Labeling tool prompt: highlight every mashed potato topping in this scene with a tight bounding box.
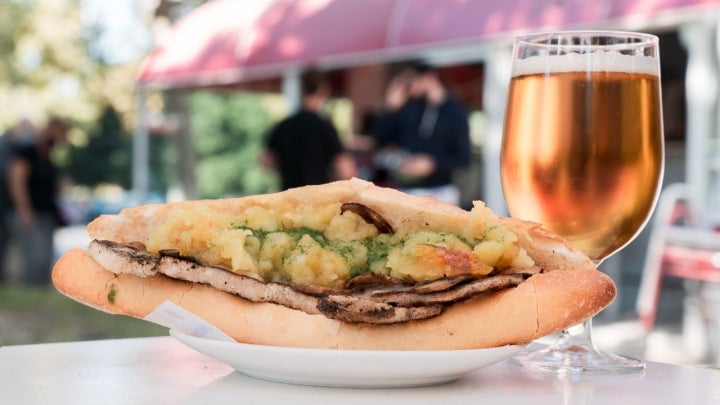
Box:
[145,201,534,288]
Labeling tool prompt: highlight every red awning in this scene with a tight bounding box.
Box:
[138,0,720,89]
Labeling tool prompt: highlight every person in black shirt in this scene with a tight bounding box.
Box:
[6,117,68,285]
[374,63,471,205]
[262,70,355,190]
[0,119,38,283]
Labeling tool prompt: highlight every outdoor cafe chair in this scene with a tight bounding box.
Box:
[636,182,720,335]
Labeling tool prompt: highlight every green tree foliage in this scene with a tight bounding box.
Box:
[65,106,132,188]
[0,0,146,190]
[0,1,33,85]
[0,0,107,129]
[2,1,282,201]
[190,91,279,198]
[149,133,174,196]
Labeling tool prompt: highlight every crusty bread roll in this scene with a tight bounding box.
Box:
[52,179,615,350]
[52,249,613,350]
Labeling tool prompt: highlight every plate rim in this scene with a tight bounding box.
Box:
[169,329,527,388]
[170,328,527,356]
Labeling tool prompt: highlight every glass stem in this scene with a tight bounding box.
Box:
[556,319,597,353]
[555,258,604,351]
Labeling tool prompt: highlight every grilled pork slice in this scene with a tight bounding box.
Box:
[89,239,530,324]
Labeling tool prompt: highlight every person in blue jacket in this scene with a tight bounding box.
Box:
[374,62,471,205]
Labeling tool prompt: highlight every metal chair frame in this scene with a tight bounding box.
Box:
[636,183,720,332]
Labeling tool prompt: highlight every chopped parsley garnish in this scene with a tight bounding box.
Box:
[233,224,404,276]
[107,284,117,304]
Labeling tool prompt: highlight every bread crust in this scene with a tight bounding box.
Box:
[54,179,615,350]
[52,248,615,350]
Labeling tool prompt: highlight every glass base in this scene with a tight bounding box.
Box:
[508,342,646,375]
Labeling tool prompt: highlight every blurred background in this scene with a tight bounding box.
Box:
[1,0,720,369]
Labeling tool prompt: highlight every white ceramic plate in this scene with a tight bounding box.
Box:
[170,329,526,388]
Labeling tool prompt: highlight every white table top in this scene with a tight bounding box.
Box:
[1,336,719,404]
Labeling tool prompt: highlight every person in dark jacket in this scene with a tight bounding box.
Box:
[6,117,68,285]
[262,69,355,190]
[374,63,471,205]
[0,119,37,283]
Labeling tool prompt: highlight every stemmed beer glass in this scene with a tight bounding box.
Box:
[500,31,664,374]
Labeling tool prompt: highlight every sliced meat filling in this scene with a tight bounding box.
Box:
[89,239,535,324]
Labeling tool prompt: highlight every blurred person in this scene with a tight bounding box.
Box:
[6,117,69,286]
[374,62,471,205]
[0,119,37,283]
[261,69,356,190]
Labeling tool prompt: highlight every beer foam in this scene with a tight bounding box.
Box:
[512,50,659,77]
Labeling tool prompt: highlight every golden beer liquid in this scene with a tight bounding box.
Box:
[501,71,663,261]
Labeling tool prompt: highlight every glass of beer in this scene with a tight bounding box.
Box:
[501,31,664,374]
